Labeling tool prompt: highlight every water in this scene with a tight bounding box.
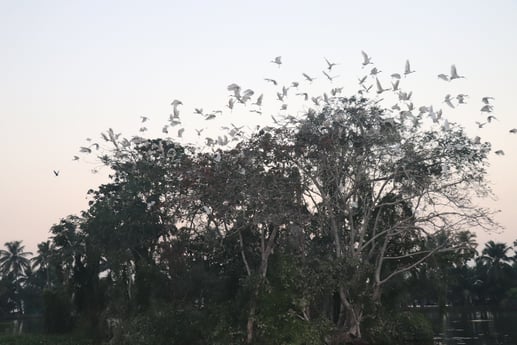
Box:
[425,308,517,345]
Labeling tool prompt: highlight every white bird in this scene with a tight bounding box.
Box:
[450,65,465,80]
[444,94,455,108]
[482,97,494,104]
[375,78,389,94]
[253,94,264,107]
[270,56,282,66]
[322,70,338,82]
[227,98,235,110]
[302,73,315,82]
[358,75,368,84]
[437,74,449,81]
[171,99,183,107]
[370,67,381,76]
[487,115,497,123]
[361,50,373,66]
[456,94,468,104]
[324,57,338,70]
[264,78,277,85]
[296,92,309,101]
[480,104,494,112]
[195,128,204,136]
[404,59,415,76]
[227,83,241,97]
[391,79,400,91]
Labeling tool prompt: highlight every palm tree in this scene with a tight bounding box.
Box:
[31,240,55,288]
[475,241,514,303]
[0,241,32,279]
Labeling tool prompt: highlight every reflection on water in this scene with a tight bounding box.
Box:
[424,308,517,345]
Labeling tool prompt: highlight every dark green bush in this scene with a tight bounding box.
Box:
[364,311,433,345]
[42,289,73,333]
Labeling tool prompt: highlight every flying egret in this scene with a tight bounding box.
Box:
[404,60,415,76]
[450,65,465,80]
[322,70,338,82]
[437,74,449,81]
[270,56,282,66]
[296,92,309,101]
[443,94,455,108]
[302,73,315,82]
[324,57,338,71]
[375,78,389,94]
[253,94,264,107]
[264,78,277,85]
[361,51,373,66]
[481,97,494,104]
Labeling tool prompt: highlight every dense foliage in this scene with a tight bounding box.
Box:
[1,96,515,344]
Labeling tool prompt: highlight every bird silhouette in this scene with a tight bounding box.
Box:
[361,51,373,67]
[450,65,464,80]
[270,56,282,67]
[53,170,59,176]
[404,60,415,76]
[324,57,338,71]
[302,73,315,82]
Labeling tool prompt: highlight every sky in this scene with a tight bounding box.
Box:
[1,0,516,254]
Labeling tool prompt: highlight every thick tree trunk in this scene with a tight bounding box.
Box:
[331,288,364,345]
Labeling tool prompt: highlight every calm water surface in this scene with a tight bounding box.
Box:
[425,308,517,345]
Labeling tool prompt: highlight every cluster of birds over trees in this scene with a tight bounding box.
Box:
[57,51,515,176]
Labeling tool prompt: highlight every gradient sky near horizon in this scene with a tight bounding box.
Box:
[1,0,516,254]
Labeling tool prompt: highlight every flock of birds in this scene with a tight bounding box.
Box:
[55,51,515,176]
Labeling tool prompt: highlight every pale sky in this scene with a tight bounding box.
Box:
[1,0,516,253]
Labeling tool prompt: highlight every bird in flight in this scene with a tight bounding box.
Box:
[510,128,517,134]
[324,57,338,71]
[322,70,339,82]
[140,116,149,123]
[302,73,315,82]
[450,65,464,80]
[264,78,277,85]
[404,60,415,76]
[495,150,505,156]
[271,56,282,67]
[437,74,449,81]
[53,170,59,176]
[361,51,373,67]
